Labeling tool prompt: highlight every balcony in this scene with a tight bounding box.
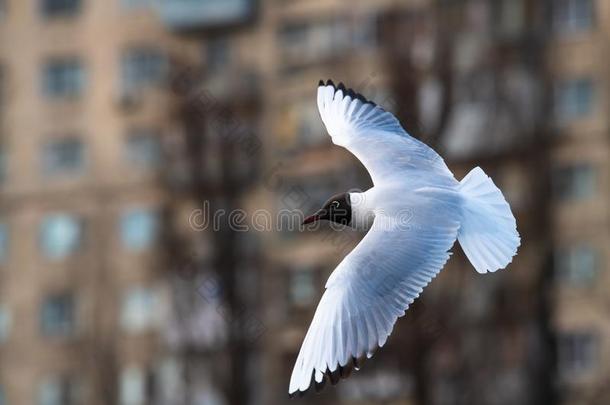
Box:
[155,0,254,31]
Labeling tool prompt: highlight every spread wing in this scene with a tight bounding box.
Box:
[316,79,455,187]
[289,206,461,395]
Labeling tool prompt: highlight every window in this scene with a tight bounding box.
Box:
[42,138,85,176]
[0,148,7,185]
[555,78,594,122]
[40,293,75,337]
[41,0,80,18]
[121,0,150,10]
[289,269,316,307]
[555,245,597,285]
[0,64,6,106]
[553,0,594,33]
[277,18,352,71]
[125,130,161,169]
[42,58,84,99]
[156,357,183,403]
[120,209,159,251]
[205,38,230,73]
[121,48,166,92]
[0,0,6,21]
[40,214,83,259]
[353,13,378,48]
[552,164,596,202]
[276,101,327,149]
[296,103,326,147]
[38,375,79,405]
[119,366,154,405]
[120,287,162,333]
[0,223,7,263]
[494,0,525,38]
[558,332,598,375]
[0,305,11,343]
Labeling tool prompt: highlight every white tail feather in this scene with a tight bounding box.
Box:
[458,167,520,273]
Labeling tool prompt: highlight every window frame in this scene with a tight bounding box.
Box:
[42,137,86,177]
[40,0,81,19]
[39,213,84,260]
[119,208,160,251]
[558,331,598,376]
[124,129,162,170]
[554,244,598,286]
[551,163,596,202]
[552,0,594,35]
[40,293,76,338]
[120,47,167,93]
[42,57,85,99]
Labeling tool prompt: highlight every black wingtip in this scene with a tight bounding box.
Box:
[318,79,379,108]
[289,390,306,399]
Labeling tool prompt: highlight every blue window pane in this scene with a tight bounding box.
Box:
[40,214,82,259]
[555,245,598,285]
[121,287,160,333]
[0,305,11,343]
[125,130,161,169]
[0,149,7,185]
[556,78,594,122]
[121,48,166,92]
[43,138,85,176]
[289,270,316,307]
[38,376,79,405]
[206,38,230,73]
[43,59,84,98]
[0,223,7,263]
[121,0,150,10]
[120,209,159,251]
[552,164,596,201]
[0,0,6,21]
[120,367,145,405]
[553,0,593,33]
[41,0,80,17]
[558,332,598,375]
[40,294,75,337]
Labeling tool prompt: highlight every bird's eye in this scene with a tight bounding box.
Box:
[331,201,340,208]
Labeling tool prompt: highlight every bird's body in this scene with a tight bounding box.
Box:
[289,80,520,396]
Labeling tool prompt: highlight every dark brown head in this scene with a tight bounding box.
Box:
[303,193,351,226]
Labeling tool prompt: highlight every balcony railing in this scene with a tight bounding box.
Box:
[155,0,253,30]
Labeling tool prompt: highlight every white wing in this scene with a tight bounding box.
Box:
[289,195,461,395]
[316,79,456,187]
[288,81,463,395]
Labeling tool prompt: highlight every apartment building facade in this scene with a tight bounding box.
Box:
[0,0,609,404]
[0,0,203,403]
[549,0,610,403]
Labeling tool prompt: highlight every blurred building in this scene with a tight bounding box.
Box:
[0,1,200,404]
[0,0,609,405]
[548,0,610,403]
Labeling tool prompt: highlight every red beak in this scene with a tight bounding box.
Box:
[302,214,320,225]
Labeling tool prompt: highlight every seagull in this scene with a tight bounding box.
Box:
[289,80,520,396]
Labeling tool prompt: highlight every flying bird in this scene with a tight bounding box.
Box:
[289,80,520,396]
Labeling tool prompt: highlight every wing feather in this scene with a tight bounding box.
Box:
[316,80,455,187]
[289,198,461,395]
